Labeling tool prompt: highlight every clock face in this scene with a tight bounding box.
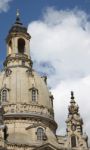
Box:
[71,124,76,131]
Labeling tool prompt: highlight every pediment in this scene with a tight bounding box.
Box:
[34,143,58,150]
[26,122,46,130]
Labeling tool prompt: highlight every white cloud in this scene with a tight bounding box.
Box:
[52,77,90,136]
[0,0,13,12]
[28,8,90,142]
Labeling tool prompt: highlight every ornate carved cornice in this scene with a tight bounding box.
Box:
[3,103,54,118]
[3,53,33,68]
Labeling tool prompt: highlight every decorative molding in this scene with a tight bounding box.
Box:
[3,53,32,68]
[5,68,12,77]
[3,103,54,120]
[0,84,10,92]
[26,122,46,130]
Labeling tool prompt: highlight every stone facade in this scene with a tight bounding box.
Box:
[0,11,89,150]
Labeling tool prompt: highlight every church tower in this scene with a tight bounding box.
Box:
[65,91,88,149]
[0,11,59,150]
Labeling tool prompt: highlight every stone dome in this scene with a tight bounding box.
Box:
[0,67,54,119]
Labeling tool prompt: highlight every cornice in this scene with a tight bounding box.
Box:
[3,54,33,67]
[3,103,54,119]
[4,112,57,130]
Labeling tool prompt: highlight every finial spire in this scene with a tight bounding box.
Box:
[16,9,21,24]
[71,91,74,100]
[70,91,76,104]
[68,91,79,114]
[16,9,20,18]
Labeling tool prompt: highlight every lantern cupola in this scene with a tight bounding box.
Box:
[4,10,32,68]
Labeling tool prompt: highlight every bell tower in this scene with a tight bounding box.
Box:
[65,91,88,149]
[4,10,32,68]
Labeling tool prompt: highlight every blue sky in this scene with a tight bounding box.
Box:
[1,0,90,141]
[0,0,90,66]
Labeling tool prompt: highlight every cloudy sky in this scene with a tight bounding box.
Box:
[0,0,90,143]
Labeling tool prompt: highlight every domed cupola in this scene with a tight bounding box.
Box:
[4,10,32,69]
[8,10,30,37]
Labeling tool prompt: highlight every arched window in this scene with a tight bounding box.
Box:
[2,89,7,102]
[8,40,12,55]
[3,126,8,141]
[0,85,9,103]
[29,86,38,102]
[32,89,37,102]
[37,128,44,140]
[71,135,76,147]
[18,38,25,54]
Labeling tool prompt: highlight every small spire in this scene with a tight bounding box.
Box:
[71,91,74,100]
[16,9,21,24]
[70,91,75,104]
[16,9,20,17]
